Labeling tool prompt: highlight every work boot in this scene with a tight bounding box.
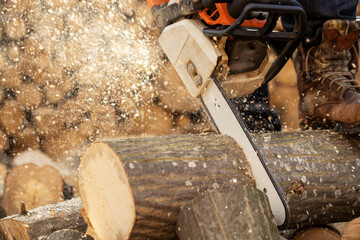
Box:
[295,19,360,134]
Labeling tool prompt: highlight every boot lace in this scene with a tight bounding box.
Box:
[318,72,360,96]
[305,46,360,96]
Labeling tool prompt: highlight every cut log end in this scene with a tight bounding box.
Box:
[293,227,341,240]
[0,219,31,240]
[78,142,135,240]
[341,217,360,240]
[2,163,64,216]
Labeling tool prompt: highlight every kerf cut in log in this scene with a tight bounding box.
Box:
[78,142,135,240]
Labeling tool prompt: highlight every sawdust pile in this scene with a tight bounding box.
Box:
[0,0,208,162]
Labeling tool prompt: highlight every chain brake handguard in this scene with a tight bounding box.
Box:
[203,0,306,83]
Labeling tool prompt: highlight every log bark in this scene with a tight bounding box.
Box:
[45,229,93,240]
[0,198,86,240]
[95,131,360,238]
[176,185,280,240]
[253,131,360,229]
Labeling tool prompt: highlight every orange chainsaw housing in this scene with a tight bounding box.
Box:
[199,3,265,27]
[146,0,265,28]
[146,0,168,9]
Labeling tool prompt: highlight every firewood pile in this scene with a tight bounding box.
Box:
[0,0,210,164]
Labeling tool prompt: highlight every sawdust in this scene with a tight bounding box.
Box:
[0,0,206,163]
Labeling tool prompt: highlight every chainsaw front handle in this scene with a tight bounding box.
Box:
[203,0,306,83]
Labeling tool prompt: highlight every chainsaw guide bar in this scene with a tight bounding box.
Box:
[157,0,306,228]
[201,77,289,228]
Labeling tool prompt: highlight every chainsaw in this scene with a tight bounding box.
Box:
[147,0,306,229]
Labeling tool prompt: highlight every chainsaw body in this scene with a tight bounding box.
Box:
[148,0,306,229]
[149,0,305,97]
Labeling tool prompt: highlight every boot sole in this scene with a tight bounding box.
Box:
[333,122,360,135]
[300,115,360,135]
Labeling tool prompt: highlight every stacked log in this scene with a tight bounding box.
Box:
[1,163,64,216]
[0,0,209,163]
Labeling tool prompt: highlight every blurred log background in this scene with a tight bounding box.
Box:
[0,0,211,164]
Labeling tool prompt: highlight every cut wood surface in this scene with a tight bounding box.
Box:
[0,101,26,136]
[292,227,341,240]
[11,127,40,155]
[0,130,9,154]
[87,132,360,239]
[78,142,135,240]
[0,198,85,240]
[341,217,360,240]
[177,185,280,240]
[2,163,64,216]
[0,163,7,201]
[0,219,31,240]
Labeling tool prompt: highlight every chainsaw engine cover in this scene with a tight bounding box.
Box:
[158,19,221,98]
[222,47,276,98]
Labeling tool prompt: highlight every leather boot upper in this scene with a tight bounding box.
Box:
[297,19,360,126]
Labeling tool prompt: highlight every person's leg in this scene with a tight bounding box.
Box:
[283,0,359,46]
[286,0,360,134]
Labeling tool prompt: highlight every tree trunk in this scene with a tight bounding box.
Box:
[177,185,280,240]
[0,131,358,239]
[96,132,360,239]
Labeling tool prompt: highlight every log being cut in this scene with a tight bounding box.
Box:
[81,132,360,239]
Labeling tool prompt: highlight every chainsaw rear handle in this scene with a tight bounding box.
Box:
[203,0,306,83]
